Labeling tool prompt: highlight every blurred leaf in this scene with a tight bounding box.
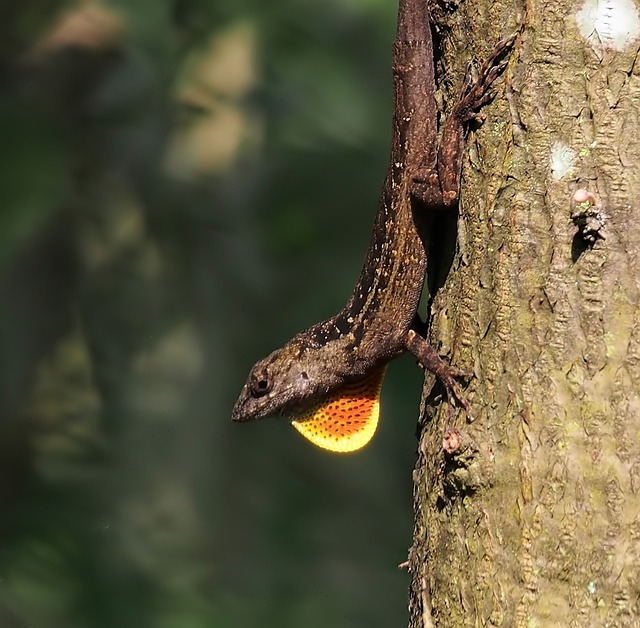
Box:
[0,1,418,627]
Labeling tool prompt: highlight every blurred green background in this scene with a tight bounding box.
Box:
[0,0,424,626]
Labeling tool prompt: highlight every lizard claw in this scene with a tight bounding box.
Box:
[438,368,473,419]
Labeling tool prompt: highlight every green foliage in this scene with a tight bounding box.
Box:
[0,0,420,626]
[0,102,70,263]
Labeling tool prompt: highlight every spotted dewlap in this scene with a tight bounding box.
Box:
[291,366,387,452]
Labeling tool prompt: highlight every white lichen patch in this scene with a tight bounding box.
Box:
[550,142,577,180]
[576,0,640,51]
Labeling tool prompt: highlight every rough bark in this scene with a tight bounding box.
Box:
[409,0,640,625]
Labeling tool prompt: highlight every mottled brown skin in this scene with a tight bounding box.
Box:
[232,0,515,425]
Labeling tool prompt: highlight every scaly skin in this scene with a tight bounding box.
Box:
[232,0,516,448]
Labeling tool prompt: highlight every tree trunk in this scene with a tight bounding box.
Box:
[409,0,640,625]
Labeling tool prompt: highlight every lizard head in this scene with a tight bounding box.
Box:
[231,339,333,424]
[232,334,386,453]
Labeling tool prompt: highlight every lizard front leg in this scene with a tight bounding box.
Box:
[411,33,517,207]
[405,327,472,416]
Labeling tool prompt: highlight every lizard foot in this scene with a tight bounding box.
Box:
[453,31,519,123]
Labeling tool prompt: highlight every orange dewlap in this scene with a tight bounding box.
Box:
[291,366,387,453]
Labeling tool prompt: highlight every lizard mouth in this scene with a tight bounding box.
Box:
[231,387,298,423]
[230,392,259,423]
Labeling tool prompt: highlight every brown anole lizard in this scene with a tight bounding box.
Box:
[232,0,516,452]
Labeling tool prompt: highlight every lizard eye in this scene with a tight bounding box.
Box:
[249,366,272,398]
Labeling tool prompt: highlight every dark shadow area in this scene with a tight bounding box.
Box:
[426,209,459,301]
[571,231,590,262]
